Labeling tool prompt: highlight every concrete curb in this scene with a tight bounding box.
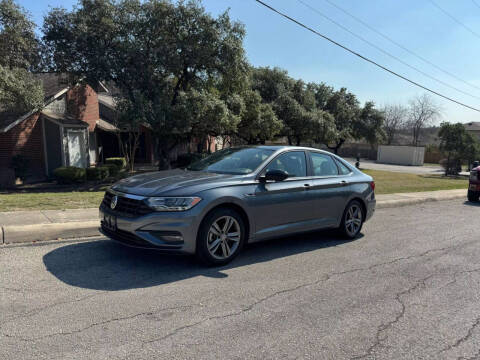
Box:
[0,192,468,245]
[2,221,100,244]
[376,193,466,209]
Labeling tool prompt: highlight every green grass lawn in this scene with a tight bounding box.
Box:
[0,170,469,212]
[362,169,468,194]
[0,191,105,212]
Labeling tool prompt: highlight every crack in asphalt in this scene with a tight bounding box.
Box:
[143,236,473,348]
[439,314,480,355]
[350,273,438,360]
[1,305,198,342]
[3,234,477,354]
[0,293,102,327]
[142,277,329,345]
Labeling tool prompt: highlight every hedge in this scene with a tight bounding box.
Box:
[105,157,126,169]
[53,167,86,184]
[86,166,110,180]
[102,163,120,176]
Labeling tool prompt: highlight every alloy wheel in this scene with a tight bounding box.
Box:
[345,204,363,237]
[207,216,241,260]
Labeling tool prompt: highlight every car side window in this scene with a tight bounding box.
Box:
[310,152,339,176]
[335,159,352,175]
[265,151,307,177]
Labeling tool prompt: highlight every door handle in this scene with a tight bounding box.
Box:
[340,180,349,186]
[304,183,311,190]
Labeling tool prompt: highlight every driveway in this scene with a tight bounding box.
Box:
[1,199,480,359]
[345,158,447,175]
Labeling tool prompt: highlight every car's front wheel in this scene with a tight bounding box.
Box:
[196,208,246,266]
[339,200,364,239]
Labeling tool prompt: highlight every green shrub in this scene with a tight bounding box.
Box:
[439,158,462,175]
[11,154,30,181]
[105,157,126,169]
[97,166,110,179]
[102,163,120,176]
[53,167,86,184]
[86,167,109,180]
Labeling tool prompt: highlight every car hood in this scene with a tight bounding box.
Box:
[111,169,244,196]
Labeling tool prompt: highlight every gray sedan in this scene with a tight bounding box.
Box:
[99,146,376,265]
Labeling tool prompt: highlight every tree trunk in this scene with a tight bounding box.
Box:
[157,141,171,170]
[326,139,345,154]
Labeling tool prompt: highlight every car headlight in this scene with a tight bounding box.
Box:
[145,197,202,211]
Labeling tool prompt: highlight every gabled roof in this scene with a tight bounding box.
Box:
[42,110,88,127]
[0,73,71,133]
[35,73,71,100]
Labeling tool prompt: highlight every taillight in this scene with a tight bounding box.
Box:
[370,181,375,191]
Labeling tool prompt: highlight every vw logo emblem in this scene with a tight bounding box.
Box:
[110,195,118,210]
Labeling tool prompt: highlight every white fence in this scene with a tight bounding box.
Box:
[377,145,425,166]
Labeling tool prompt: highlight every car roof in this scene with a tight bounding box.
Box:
[255,145,332,153]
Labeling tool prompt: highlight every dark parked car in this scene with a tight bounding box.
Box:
[468,162,480,202]
[99,146,376,265]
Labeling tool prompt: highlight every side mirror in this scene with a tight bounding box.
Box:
[261,169,289,182]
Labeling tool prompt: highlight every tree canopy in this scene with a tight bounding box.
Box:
[38,0,387,165]
[438,122,479,174]
[0,0,43,117]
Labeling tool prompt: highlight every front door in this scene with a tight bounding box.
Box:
[250,151,315,240]
[67,130,87,168]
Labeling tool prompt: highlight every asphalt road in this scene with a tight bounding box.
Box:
[1,199,480,359]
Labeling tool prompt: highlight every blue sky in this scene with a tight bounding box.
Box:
[20,0,480,124]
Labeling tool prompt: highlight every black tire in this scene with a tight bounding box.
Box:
[338,200,364,239]
[468,190,479,202]
[196,207,246,266]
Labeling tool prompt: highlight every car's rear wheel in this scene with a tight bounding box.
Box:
[339,200,364,239]
[196,208,246,266]
[468,190,479,202]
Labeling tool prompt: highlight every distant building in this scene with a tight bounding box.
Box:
[464,122,480,141]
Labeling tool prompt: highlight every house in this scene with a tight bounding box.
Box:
[464,122,480,141]
[0,73,156,185]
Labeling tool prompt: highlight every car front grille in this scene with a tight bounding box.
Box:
[101,226,157,248]
[101,191,153,217]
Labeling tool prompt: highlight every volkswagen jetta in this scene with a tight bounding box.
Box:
[99,146,376,265]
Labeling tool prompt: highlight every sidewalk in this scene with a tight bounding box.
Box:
[0,188,468,245]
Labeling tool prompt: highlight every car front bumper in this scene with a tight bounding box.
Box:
[99,205,199,254]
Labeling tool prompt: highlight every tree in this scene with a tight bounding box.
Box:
[173,89,238,152]
[382,104,408,145]
[0,0,40,70]
[438,122,479,175]
[324,88,360,153]
[408,94,441,146]
[112,93,149,172]
[0,65,43,116]
[0,0,43,117]
[353,101,385,149]
[235,90,282,144]
[42,0,248,169]
[274,94,335,146]
[250,66,293,103]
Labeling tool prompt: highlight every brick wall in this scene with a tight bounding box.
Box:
[66,84,99,131]
[0,113,45,180]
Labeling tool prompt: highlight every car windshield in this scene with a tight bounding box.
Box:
[187,147,274,175]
